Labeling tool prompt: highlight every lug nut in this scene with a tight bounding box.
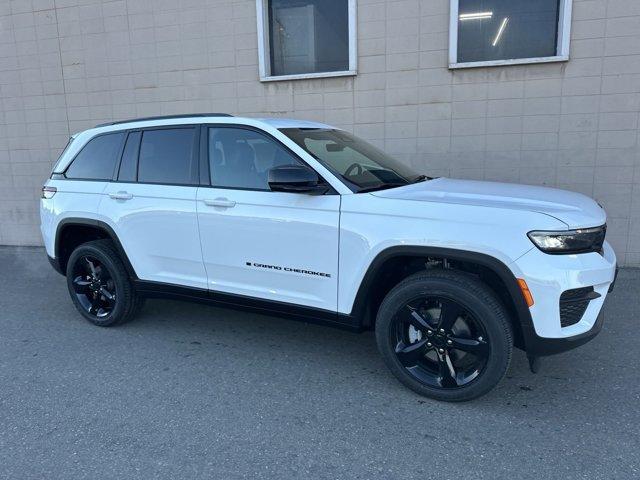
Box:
[426,342,432,347]
[438,348,445,354]
[447,340,453,345]
[478,336,483,341]
[427,330,433,335]
[439,329,445,334]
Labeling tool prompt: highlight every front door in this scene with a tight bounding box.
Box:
[196,126,340,311]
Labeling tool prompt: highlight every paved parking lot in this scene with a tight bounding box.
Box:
[0,246,638,479]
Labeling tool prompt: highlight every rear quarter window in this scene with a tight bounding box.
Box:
[65,132,125,180]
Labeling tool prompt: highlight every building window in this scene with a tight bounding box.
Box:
[449,0,573,68]
[256,0,357,81]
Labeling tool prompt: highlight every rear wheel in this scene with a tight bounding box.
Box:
[375,270,512,402]
[66,239,141,327]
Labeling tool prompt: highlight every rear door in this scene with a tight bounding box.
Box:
[196,125,340,311]
[100,126,207,289]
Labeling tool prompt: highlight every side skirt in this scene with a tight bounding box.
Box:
[133,280,362,332]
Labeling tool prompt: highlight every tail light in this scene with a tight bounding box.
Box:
[41,185,57,199]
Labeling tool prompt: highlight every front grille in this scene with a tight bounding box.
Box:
[559,287,599,328]
[592,224,606,254]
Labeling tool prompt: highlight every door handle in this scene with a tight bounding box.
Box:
[109,191,133,201]
[204,198,236,208]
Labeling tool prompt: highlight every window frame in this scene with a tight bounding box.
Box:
[448,0,573,69]
[255,0,358,82]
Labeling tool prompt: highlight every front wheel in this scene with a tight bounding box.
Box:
[375,270,513,402]
[66,239,142,327]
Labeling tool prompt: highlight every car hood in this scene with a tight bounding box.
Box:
[371,178,606,229]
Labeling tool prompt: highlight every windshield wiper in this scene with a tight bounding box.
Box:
[357,183,407,193]
[411,174,432,183]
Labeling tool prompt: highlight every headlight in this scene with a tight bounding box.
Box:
[527,225,606,254]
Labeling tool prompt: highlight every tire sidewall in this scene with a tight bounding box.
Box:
[376,274,512,401]
[66,243,128,327]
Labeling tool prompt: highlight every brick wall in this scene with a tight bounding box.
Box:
[1,0,639,265]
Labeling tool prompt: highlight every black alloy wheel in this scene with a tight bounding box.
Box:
[392,296,489,389]
[376,270,512,402]
[66,239,143,326]
[71,255,117,318]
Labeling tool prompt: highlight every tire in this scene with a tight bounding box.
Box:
[375,269,513,402]
[65,239,141,327]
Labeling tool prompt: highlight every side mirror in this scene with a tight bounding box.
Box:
[268,165,329,195]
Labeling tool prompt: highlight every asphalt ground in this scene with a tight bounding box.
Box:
[0,246,638,479]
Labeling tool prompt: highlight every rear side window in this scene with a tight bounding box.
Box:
[65,133,125,180]
[137,128,196,185]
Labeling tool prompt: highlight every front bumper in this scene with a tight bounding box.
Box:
[511,241,617,356]
[521,310,606,356]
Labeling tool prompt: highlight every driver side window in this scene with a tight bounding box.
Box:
[208,127,303,190]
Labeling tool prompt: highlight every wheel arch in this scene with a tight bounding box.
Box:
[349,246,534,350]
[54,218,137,279]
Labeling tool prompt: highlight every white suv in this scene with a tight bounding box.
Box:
[41,114,617,401]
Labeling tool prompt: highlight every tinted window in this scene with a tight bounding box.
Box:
[117,131,141,182]
[209,127,302,190]
[65,133,125,180]
[457,0,559,63]
[268,0,349,76]
[138,128,196,185]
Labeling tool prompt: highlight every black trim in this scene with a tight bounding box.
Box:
[521,312,605,356]
[351,246,530,318]
[609,266,619,293]
[199,124,209,186]
[559,287,599,328]
[95,113,232,128]
[54,218,138,279]
[47,253,64,276]
[134,280,361,331]
[115,130,142,182]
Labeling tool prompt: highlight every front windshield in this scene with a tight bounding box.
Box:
[280,128,421,192]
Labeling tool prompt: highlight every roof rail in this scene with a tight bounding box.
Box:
[95,113,233,128]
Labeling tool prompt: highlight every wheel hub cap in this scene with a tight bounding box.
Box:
[431,332,447,348]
